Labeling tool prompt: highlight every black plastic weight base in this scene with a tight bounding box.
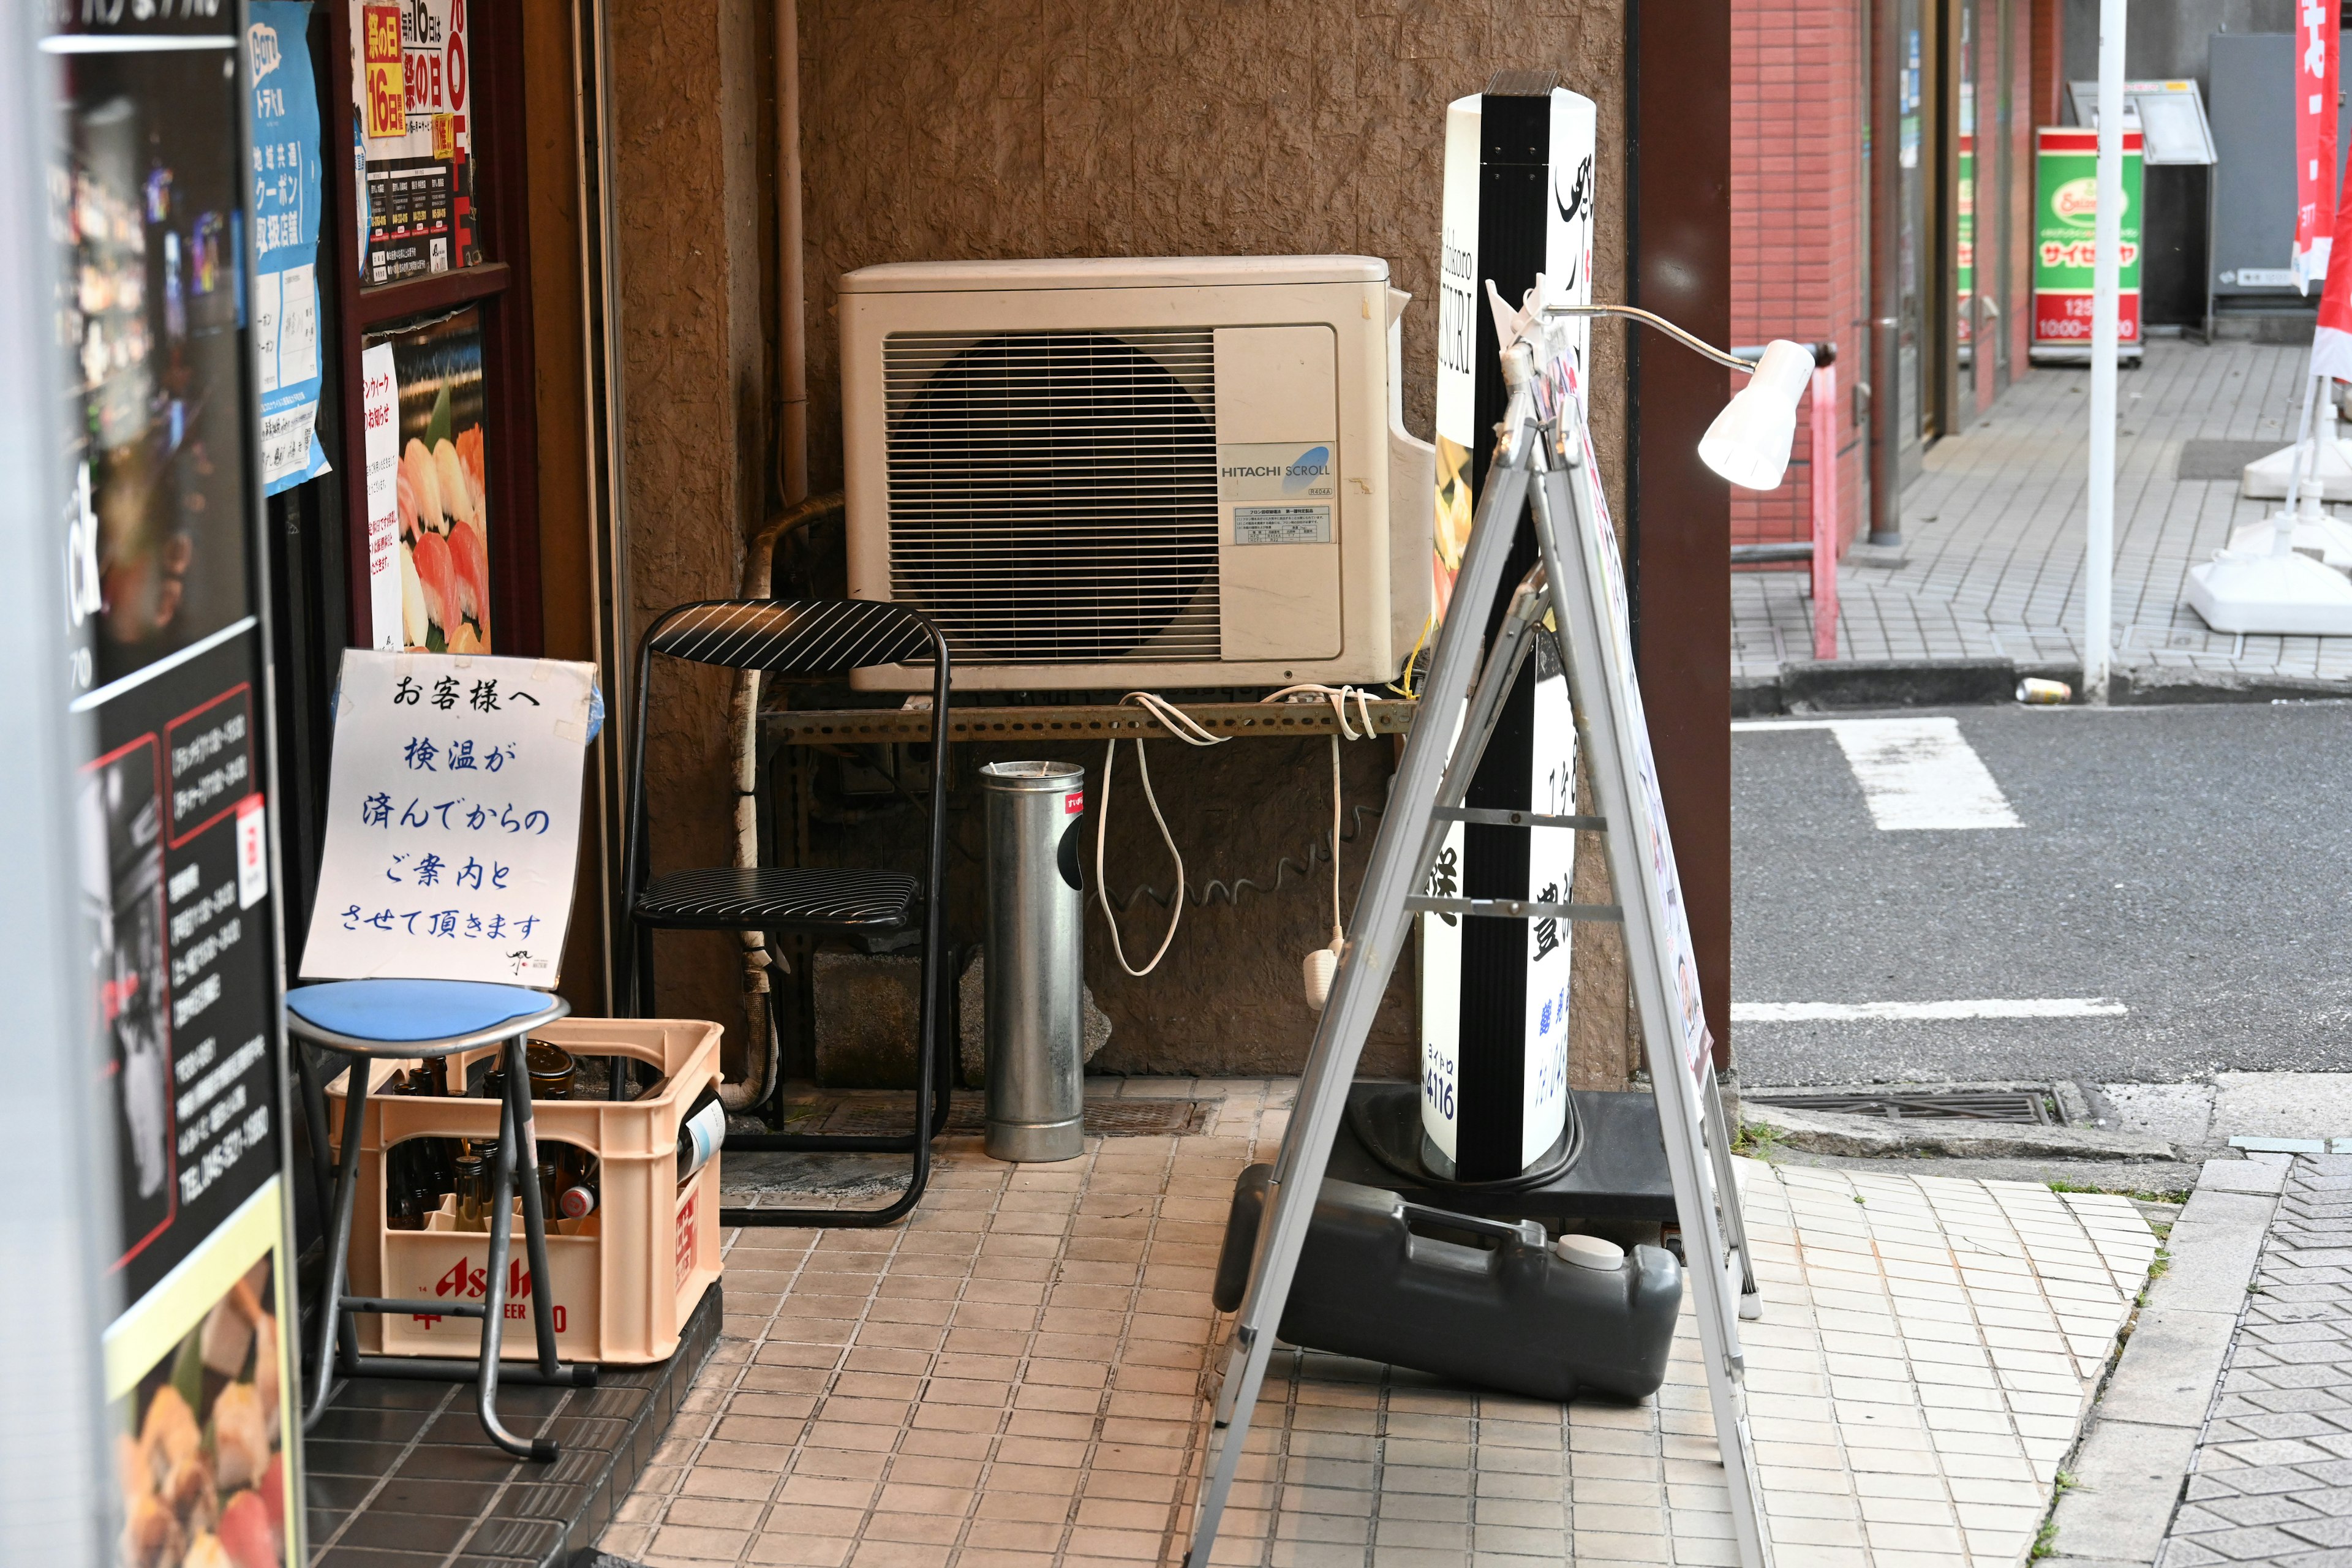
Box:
[1325,1083,1678,1225]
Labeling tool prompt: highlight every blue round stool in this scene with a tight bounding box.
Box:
[287,979,595,1461]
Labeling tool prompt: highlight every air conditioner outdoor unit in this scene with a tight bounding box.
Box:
[840,255,1435,692]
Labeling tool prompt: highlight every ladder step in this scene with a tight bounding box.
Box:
[1431,806,1607,831]
[1405,896,1623,922]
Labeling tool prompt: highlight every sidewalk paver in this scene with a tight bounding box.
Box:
[2158,1154,2352,1567]
[1735,340,2352,687]
[603,1080,2162,1567]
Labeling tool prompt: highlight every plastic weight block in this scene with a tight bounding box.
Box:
[1213,1163,1683,1403]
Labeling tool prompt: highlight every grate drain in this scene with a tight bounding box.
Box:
[1750,1090,2055,1125]
[782,1094,1212,1139]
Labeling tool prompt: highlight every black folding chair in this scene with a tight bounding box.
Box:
[625,599,952,1226]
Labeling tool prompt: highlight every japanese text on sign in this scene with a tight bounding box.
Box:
[301,652,595,986]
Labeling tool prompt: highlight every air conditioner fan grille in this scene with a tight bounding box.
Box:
[883,330,1218,664]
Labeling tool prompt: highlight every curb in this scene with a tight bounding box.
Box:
[2042,1157,2286,1564]
[1743,1099,2180,1163]
[1733,658,2352,714]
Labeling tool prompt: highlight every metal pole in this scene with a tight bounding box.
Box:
[2083,0,2127,701]
[2278,372,2322,553]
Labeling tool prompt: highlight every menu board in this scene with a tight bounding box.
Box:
[48,9,304,1567]
[349,0,479,284]
[2030,127,2144,363]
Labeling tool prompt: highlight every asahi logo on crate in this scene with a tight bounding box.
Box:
[402,1254,582,1339]
[674,1189,698,1291]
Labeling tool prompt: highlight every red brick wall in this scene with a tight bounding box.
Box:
[1730,0,1871,555]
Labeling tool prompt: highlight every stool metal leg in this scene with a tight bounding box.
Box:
[473,1055,553,1461]
[293,1046,334,1231]
[304,1052,368,1430]
[507,1036,565,1382]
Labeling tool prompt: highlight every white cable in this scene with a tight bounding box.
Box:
[1262,685,1380,1008]
[1264,682,1377,741]
[1095,692,1226,977]
[1092,685,1381,994]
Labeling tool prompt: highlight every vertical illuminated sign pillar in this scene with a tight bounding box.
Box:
[1420,83,1594,1181]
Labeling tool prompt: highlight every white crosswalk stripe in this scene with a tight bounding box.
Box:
[1732,998,2126,1022]
[1733,715,2021,830]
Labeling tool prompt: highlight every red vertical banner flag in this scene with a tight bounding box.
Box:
[2296,0,2337,292]
[2311,154,2352,378]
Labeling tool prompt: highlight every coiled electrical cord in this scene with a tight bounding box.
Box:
[1096,804,1384,911]
[1094,693,1229,977]
[1093,686,1384,1003]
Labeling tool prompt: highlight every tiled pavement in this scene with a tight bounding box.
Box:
[599,1079,2161,1567]
[2161,1155,2352,1566]
[1734,339,2352,686]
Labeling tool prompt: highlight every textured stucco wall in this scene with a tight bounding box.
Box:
[610,0,770,1049]
[794,0,1635,1080]
[615,0,1637,1080]
[798,0,1629,487]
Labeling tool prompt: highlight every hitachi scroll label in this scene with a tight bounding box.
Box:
[1233,505,1332,545]
[1217,442,1337,503]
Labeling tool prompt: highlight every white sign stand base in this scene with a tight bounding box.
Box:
[1180,333,1774,1568]
[2185,548,2352,634]
[2194,369,2352,633]
[2226,500,2352,573]
[2240,407,2352,500]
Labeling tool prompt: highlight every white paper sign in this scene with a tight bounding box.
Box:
[300,651,595,986]
[360,343,403,651]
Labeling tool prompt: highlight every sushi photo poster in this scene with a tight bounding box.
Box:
[369,306,492,654]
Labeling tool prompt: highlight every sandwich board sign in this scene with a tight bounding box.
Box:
[1184,298,1771,1568]
[2032,126,2144,362]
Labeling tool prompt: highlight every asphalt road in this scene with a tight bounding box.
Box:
[1731,700,2352,1087]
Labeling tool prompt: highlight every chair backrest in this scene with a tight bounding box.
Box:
[625,598,951,911]
[643,598,939,677]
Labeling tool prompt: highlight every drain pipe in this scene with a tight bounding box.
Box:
[719,0,816,1114]
[775,0,808,507]
[722,492,841,1111]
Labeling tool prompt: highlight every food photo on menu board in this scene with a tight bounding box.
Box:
[383,306,491,652]
[116,1253,293,1568]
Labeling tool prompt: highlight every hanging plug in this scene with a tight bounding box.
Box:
[1302,930,1344,1012]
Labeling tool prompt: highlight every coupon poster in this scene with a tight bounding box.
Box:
[249,2,331,494]
[349,0,478,284]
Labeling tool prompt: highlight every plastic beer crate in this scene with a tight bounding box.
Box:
[324,1017,723,1365]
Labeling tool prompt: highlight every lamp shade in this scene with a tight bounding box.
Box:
[1698,339,1815,491]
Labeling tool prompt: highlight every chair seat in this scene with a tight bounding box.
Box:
[636,866,919,931]
[287,979,565,1054]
